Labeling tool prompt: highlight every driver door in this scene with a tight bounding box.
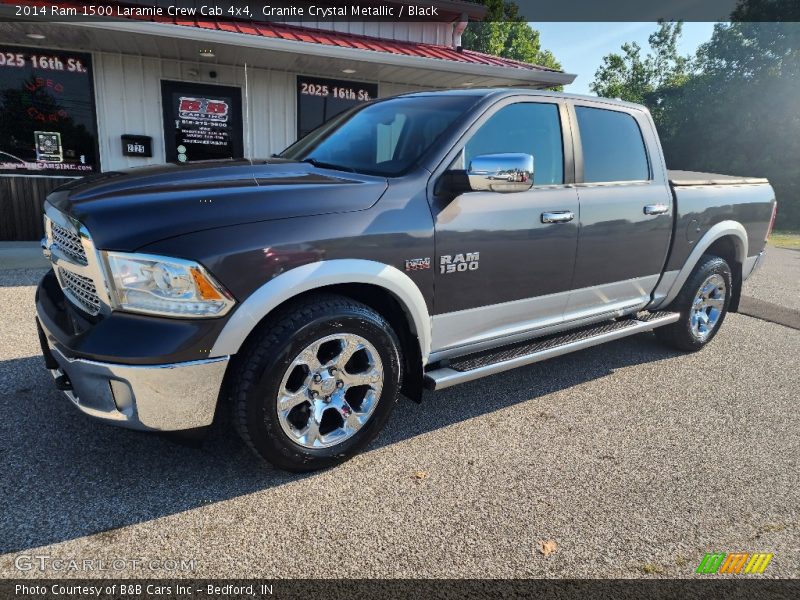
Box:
[429,99,580,357]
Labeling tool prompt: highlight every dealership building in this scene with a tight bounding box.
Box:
[0,0,576,240]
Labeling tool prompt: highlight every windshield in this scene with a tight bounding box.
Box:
[279,95,480,176]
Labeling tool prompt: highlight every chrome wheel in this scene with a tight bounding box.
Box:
[276,333,384,449]
[690,274,726,341]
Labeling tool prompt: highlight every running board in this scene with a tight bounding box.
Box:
[423,311,680,391]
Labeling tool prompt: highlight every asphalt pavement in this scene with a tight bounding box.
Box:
[0,249,797,579]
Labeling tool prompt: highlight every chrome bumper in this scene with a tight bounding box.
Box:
[47,346,228,431]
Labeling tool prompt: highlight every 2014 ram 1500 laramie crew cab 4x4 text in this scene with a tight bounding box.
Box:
[36,89,777,471]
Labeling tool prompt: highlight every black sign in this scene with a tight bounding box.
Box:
[0,46,99,176]
[297,75,378,138]
[121,134,152,157]
[160,80,243,163]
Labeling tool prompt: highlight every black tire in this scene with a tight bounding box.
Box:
[655,254,732,352]
[230,294,403,472]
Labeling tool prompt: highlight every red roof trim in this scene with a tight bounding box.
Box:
[176,19,561,73]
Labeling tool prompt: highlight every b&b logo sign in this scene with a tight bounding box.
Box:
[178,97,229,122]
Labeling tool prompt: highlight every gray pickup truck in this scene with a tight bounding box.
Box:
[36,89,777,471]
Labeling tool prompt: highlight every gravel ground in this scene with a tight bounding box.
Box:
[0,261,797,579]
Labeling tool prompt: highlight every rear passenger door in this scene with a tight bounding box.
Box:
[566,102,673,320]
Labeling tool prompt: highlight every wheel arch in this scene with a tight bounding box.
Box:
[704,235,744,312]
[320,282,425,402]
[652,220,747,310]
[210,260,432,371]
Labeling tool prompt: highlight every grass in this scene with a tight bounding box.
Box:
[769,230,800,250]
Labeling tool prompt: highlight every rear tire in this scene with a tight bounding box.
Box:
[655,254,732,352]
[230,294,403,472]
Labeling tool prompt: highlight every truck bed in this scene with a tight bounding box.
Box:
[663,170,775,278]
[668,170,768,186]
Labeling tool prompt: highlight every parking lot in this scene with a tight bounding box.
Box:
[0,248,797,579]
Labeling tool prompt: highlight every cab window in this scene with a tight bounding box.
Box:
[460,102,564,186]
[575,106,650,182]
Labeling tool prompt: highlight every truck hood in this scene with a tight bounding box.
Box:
[46,159,388,250]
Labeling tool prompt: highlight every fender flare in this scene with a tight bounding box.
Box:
[210,259,432,365]
[651,220,748,309]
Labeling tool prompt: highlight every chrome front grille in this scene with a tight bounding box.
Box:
[43,204,109,317]
[51,220,88,265]
[57,267,102,315]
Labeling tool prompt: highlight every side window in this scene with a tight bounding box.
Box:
[462,102,564,186]
[575,106,650,183]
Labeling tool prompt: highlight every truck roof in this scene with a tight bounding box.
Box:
[396,88,650,113]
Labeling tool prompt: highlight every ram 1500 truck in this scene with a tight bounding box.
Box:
[36,89,777,471]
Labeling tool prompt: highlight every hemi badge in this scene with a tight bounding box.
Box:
[405,258,431,271]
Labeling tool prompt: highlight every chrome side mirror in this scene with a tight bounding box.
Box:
[467,153,534,193]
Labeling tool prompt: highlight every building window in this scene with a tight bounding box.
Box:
[297,75,377,139]
[0,46,99,176]
[160,80,243,163]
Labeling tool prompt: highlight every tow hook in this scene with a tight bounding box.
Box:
[54,374,73,391]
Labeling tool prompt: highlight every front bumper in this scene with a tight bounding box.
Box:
[40,329,228,431]
[36,268,232,431]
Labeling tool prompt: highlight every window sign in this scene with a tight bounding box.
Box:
[160,80,243,163]
[0,46,99,176]
[297,75,378,138]
[35,131,63,162]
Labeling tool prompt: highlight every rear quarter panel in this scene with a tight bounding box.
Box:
[665,182,776,272]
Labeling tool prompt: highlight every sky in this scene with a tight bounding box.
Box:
[534,22,719,94]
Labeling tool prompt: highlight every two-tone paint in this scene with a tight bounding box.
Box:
[36,89,776,430]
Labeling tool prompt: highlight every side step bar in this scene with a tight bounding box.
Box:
[423,311,680,391]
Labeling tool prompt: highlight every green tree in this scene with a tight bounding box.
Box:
[590,21,693,120]
[591,1,800,228]
[461,1,563,80]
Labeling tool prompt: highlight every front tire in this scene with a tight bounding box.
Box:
[655,254,732,352]
[230,294,403,472]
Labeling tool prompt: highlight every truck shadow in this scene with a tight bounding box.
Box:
[0,332,681,555]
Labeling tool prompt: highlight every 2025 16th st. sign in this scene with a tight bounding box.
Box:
[297,75,378,138]
[0,46,100,176]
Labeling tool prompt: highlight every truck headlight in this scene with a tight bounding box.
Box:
[104,252,235,317]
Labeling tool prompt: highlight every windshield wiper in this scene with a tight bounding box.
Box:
[301,158,355,173]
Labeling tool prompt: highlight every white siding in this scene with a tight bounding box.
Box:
[93,52,429,171]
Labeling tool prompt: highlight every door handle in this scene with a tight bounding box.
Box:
[541,211,575,224]
[643,204,669,215]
